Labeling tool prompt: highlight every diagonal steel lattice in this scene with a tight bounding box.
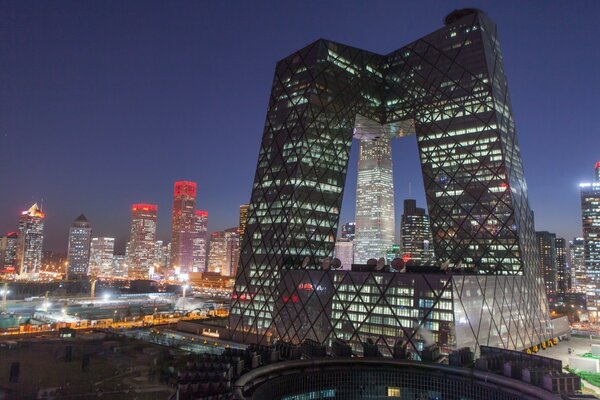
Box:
[229,9,550,355]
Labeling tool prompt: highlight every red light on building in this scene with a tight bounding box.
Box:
[132,203,158,212]
[402,253,411,263]
[500,182,509,189]
[595,161,600,170]
[291,294,299,303]
[174,181,197,198]
[195,210,208,217]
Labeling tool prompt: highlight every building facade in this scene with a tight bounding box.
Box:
[239,204,250,238]
[170,181,199,274]
[555,238,568,293]
[536,231,557,296]
[207,228,240,277]
[570,237,586,293]
[354,138,396,263]
[67,214,92,280]
[127,203,158,279]
[334,238,353,270]
[89,237,115,277]
[0,232,18,272]
[581,163,600,317]
[16,203,45,275]
[193,210,208,273]
[230,9,550,355]
[400,199,434,265]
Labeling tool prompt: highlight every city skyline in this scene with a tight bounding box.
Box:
[1,1,600,252]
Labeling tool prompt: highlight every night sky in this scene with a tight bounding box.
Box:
[1,1,599,253]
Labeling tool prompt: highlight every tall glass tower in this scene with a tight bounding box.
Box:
[230,9,550,353]
[354,138,395,263]
[66,214,92,280]
[16,203,45,276]
[127,204,157,279]
[400,199,434,265]
[581,162,600,318]
[170,181,198,274]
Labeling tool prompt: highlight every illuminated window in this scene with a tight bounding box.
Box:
[387,387,401,397]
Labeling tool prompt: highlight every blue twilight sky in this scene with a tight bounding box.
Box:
[1,1,599,253]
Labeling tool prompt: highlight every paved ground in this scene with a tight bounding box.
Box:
[542,335,600,397]
[542,335,600,365]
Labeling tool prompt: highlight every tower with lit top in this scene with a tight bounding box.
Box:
[16,203,45,276]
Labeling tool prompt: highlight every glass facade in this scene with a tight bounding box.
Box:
[230,9,550,352]
[400,199,434,265]
[555,237,568,293]
[89,237,115,277]
[170,181,199,274]
[67,214,92,280]
[16,203,45,275]
[570,237,586,293]
[581,171,600,317]
[127,203,158,279]
[354,138,396,263]
[536,231,557,296]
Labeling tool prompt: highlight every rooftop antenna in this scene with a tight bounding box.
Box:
[40,198,44,212]
[408,182,412,198]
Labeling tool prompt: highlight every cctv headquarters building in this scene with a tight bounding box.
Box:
[229,9,551,358]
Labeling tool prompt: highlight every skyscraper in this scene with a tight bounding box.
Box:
[581,162,600,316]
[555,237,568,293]
[16,203,45,275]
[89,237,115,277]
[334,238,353,269]
[193,210,208,272]
[536,231,557,296]
[170,181,198,274]
[67,214,92,280]
[207,228,240,277]
[239,204,250,238]
[400,199,434,265]
[230,9,550,353]
[113,254,127,277]
[0,232,18,273]
[127,203,158,279]
[570,237,586,293]
[354,138,395,263]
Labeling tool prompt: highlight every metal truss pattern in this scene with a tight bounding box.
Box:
[230,9,550,352]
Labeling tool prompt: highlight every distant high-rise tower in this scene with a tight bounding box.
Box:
[341,222,356,241]
[127,203,158,279]
[113,254,126,277]
[581,162,600,315]
[555,237,568,293]
[66,214,92,280]
[536,231,557,296]
[207,228,240,276]
[354,138,395,263]
[570,237,586,293]
[193,210,208,272]
[89,237,115,277]
[170,181,198,274]
[239,204,250,238]
[400,199,434,265]
[0,232,19,272]
[334,238,353,270]
[16,203,45,275]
